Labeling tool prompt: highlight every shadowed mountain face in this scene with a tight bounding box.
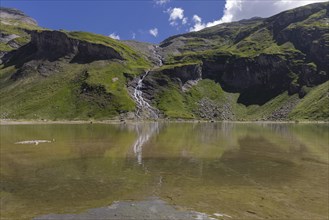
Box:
[0,2,328,121]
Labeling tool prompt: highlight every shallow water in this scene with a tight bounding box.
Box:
[0,122,328,219]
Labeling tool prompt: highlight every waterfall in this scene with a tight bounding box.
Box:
[132,46,163,119]
[133,71,158,119]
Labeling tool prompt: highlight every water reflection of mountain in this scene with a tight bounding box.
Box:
[139,123,328,187]
[1,123,328,220]
[140,122,237,160]
[219,135,306,185]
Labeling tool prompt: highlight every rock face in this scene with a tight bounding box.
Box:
[3,30,123,68]
[204,54,290,89]
[0,33,19,44]
[201,54,294,105]
[0,7,37,26]
[142,63,202,97]
[159,63,202,85]
[268,2,328,36]
[152,2,329,106]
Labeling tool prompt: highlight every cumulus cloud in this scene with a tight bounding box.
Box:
[154,0,170,6]
[132,32,136,39]
[182,17,188,25]
[218,0,327,24]
[167,7,188,26]
[108,33,120,40]
[168,8,184,21]
[190,15,206,32]
[192,0,328,32]
[149,28,159,37]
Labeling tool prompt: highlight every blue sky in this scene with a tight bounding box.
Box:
[1,0,327,43]
[1,0,225,43]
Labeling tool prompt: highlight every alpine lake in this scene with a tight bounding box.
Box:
[0,122,328,219]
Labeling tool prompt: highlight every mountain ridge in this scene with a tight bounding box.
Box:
[0,3,328,121]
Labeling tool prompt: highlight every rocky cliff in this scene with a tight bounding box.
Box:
[3,30,124,67]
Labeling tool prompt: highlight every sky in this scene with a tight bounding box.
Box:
[1,0,328,43]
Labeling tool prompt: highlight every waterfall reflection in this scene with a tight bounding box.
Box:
[131,122,159,165]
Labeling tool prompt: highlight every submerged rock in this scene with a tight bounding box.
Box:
[15,140,52,145]
[34,198,229,220]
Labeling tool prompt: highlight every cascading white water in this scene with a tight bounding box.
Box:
[133,71,158,119]
[154,45,163,66]
[132,46,163,119]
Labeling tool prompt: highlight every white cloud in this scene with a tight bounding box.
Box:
[182,17,188,25]
[167,7,188,26]
[154,0,170,6]
[132,32,136,39]
[192,0,328,32]
[193,15,202,23]
[149,28,159,37]
[190,15,206,32]
[168,7,184,21]
[108,33,120,40]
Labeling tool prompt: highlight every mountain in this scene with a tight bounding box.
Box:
[0,3,328,121]
[0,7,39,56]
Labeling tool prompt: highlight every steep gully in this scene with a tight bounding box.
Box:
[132,46,163,119]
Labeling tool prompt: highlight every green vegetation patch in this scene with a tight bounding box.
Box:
[85,62,136,112]
[0,61,139,120]
[154,79,235,119]
[289,81,329,121]
[66,31,150,73]
[155,84,194,119]
[0,19,41,52]
[185,79,226,111]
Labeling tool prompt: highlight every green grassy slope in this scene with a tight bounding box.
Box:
[151,2,328,120]
[289,82,329,120]
[152,79,328,121]
[0,30,150,120]
[0,18,41,52]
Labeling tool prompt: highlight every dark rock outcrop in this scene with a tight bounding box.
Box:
[159,63,202,85]
[276,25,329,72]
[143,63,202,93]
[201,54,293,105]
[2,30,124,68]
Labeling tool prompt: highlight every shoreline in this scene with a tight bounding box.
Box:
[1,119,328,125]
